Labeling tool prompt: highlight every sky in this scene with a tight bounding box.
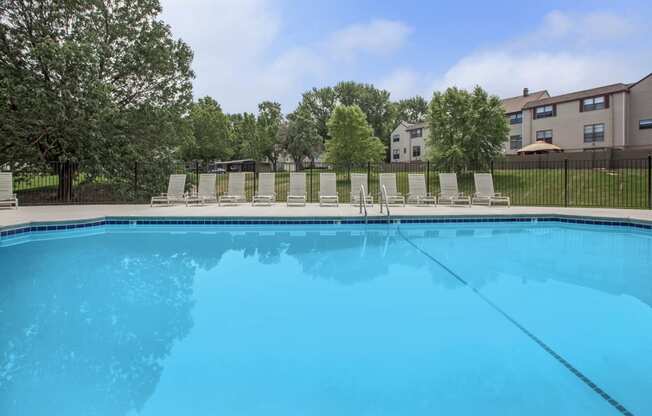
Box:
[160,0,652,114]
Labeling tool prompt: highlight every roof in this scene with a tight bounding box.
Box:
[517,141,562,154]
[405,121,427,130]
[523,83,629,109]
[501,90,549,114]
[628,72,652,90]
[214,159,256,164]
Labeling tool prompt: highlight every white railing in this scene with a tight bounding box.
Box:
[380,184,391,220]
[359,184,368,222]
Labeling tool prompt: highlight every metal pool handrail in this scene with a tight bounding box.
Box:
[359,184,368,222]
[380,184,391,220]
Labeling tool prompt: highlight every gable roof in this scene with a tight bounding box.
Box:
[501,90,549,114]
[523,83,629,109]
[628,72,652,90]
[405,121,427,130]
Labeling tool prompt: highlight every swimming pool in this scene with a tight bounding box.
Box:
[1,218,651,415]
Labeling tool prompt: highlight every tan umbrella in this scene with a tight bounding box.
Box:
[517,140,562,155]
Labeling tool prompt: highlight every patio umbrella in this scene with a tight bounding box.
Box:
[517,140,562,155]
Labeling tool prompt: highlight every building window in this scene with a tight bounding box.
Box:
[509,135,522,150]
[640,119,652,130]
[392,149,400,160]
[392,134,400,142]
[534,105,555,119]
[581,96,606,112]
[584,124,605,143]
[412,146,421,157]
[509,112,522,125]
[536,129,553,144]
[403,147,407,154]
[409,128,422,138]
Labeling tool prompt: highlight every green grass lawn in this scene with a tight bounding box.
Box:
[13,167,650,208]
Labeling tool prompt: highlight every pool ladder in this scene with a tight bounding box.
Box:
[379,185,392,223]
[359,184,368,224]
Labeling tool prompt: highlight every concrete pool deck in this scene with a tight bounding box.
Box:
[1,204,651,228]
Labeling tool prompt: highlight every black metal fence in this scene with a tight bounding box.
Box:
[7,157,652,209]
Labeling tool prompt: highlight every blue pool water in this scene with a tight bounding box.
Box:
[1,221,651,415]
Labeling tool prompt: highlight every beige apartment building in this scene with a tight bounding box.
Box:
[390,72,652,162]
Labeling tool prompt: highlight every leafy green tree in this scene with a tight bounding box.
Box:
[393,96,429,124]
[296,82,394,159]
[0,0,193,200]
[285,107,322,170]
[228,112,257,159]
[256,101,284,170]
[335,81,394,142]
[296,87,337,142]
[324,105,385,168]
[426,86,508,172]
[181,97,233,163]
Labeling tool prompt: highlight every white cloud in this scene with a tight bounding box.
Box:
[161,0,412,113]
[432,51,639,98]
[326,19,412,59]
[421,10,651,98]
[522,10,641,46]
[378,69,426,100]
[161,0,282,112]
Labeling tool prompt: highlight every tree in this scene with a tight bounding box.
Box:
[296,82,394,159]
[393,96,429,124]
[285,107,322,170]
[181,97,233,163]
[334,81,394,143]
[426,86,509,172]
[0,0,193,200]
[297,87,337,142]
[228,112,257,159]
[255,101,284,170]
[324,105,385,168]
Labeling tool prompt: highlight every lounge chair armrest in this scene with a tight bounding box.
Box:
[494,192,504,197]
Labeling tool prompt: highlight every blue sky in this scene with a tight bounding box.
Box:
[161,0,652,113]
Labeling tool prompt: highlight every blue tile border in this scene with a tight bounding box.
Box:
[1,214,651,240]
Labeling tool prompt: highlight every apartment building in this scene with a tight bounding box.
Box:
[390,121,428,162]
[390,72,652,161]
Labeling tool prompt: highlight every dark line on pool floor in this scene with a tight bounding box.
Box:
[396,227,635,416]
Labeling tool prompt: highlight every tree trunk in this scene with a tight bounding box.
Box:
[57,161,76,202]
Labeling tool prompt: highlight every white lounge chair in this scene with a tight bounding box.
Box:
[319,173,339,206]
[252,173,275,206]
[350,173,373,206]
[438,173,471,206]
[287,172,306,206]
[407,174,436,205]
[151,174,187,206]
[219,172,247,205]
[186,173,217,206]
[472,173,510,207]
[379,173,405,206]
[0,172,18,209]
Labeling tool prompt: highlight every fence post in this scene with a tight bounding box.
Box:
[134,161,138,202]
[195,161,199,190]
[564,159,569,207]
[426,160,430,194]
[648,155,651,210]
[490,159,494,176]
[367,162,371,193]
[253,161,257,198]
[309,166,313,203]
